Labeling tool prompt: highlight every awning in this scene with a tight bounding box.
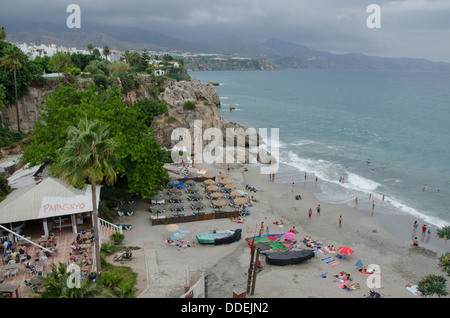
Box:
[0,177,101,224]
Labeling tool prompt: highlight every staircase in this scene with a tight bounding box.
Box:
[98,218,122,244]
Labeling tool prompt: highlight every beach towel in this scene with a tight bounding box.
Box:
[324,247,336,253]
[406,283,421,296]
[321,257,340,266]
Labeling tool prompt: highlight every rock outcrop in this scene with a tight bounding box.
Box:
[1,77,276,165]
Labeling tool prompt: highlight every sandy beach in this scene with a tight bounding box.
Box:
[114,161,449,298]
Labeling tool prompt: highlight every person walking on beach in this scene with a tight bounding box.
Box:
[308,208,312,219]
[272,173,275,182]
[316,205,321,216]
[304,172,307,180]
[339,215,342,228]
[292,182,295,193]
[427,225,432,238]
[371,200,375,214]
[259,222,264,236]
[355,197,358,208]
[422,224,427,237]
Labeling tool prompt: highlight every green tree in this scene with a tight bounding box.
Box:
[55,119,119,272]
[132,98,168,126]
[0,44,27,132]
[92,48,101,59]
[436,226,450,241]
[438,253,450,276]
[87,43,93,54]
[48,51,72,73]
[417,274,448,297]
[23,83,169,199]
[38,263,110,298]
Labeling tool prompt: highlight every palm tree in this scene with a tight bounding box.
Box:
[103,46,110,61]
[87,43,93,54]
[39,263,110,298]
[0,45,27,132]
[0,26,6,41]
[56,119,119,273]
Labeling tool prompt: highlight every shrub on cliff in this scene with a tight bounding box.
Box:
[183,100,196,111]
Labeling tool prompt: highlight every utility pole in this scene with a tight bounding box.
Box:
[247,246,260,295]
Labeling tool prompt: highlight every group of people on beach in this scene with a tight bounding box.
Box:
[410,220,433,249]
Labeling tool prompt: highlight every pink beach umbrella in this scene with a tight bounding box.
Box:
[284,232,295,240]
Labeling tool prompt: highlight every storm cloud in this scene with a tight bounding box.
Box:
[1,0,449,62]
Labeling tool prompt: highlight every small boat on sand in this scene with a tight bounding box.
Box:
[196,229,242,245]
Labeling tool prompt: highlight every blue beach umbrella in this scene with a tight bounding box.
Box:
[170,232,184,240]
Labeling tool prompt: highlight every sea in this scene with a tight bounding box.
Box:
[190,69,450,230]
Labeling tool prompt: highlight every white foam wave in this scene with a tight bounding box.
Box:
[345,172,381,193]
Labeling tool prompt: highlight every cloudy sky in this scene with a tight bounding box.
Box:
[1,0,450,62]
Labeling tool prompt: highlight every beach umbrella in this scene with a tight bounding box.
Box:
[185,180,196,187]
[218,172,228,178]
[206,185,219,192]
[220,179,231,185]
[191,201,206,210]
[186,186,199,193]
[170,232,184,240]
[338,247,354,255]
[234,198,246,205]
[171,203,184,211]
[166,224,179,232]
[213,200,226,207]
[230,191,243,197]
[203,173,213,179]
[355,259,363,270]
[284,232,295,240]
[204,179,215,185]
[188,193,203,200]
[167,180,179,187]
[210,192,223,199]
[168,188,181,194]
[225,184,236,190]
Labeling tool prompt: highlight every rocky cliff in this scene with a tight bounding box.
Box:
[1,77,275,165]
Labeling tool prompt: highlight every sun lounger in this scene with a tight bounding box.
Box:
[213,210,227,213]
[118,209,134,216]
[193,212,206,215]
[172,214,186,218]
[116,224,133,230]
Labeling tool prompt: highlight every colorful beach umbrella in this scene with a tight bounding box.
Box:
[170,232,184,240]
[166,224,179,232]
[284,232,295,240]
[338,246,354,255]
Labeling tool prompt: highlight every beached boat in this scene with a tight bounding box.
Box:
[196,229,242,245]
[245,234,294,254]
[265,250,315,266]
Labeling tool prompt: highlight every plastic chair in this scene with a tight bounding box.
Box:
[9,268,18,278]
[2,270,10,279]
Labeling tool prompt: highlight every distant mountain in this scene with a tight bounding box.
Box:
[4,22,450,72]
[262,38,450,72]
